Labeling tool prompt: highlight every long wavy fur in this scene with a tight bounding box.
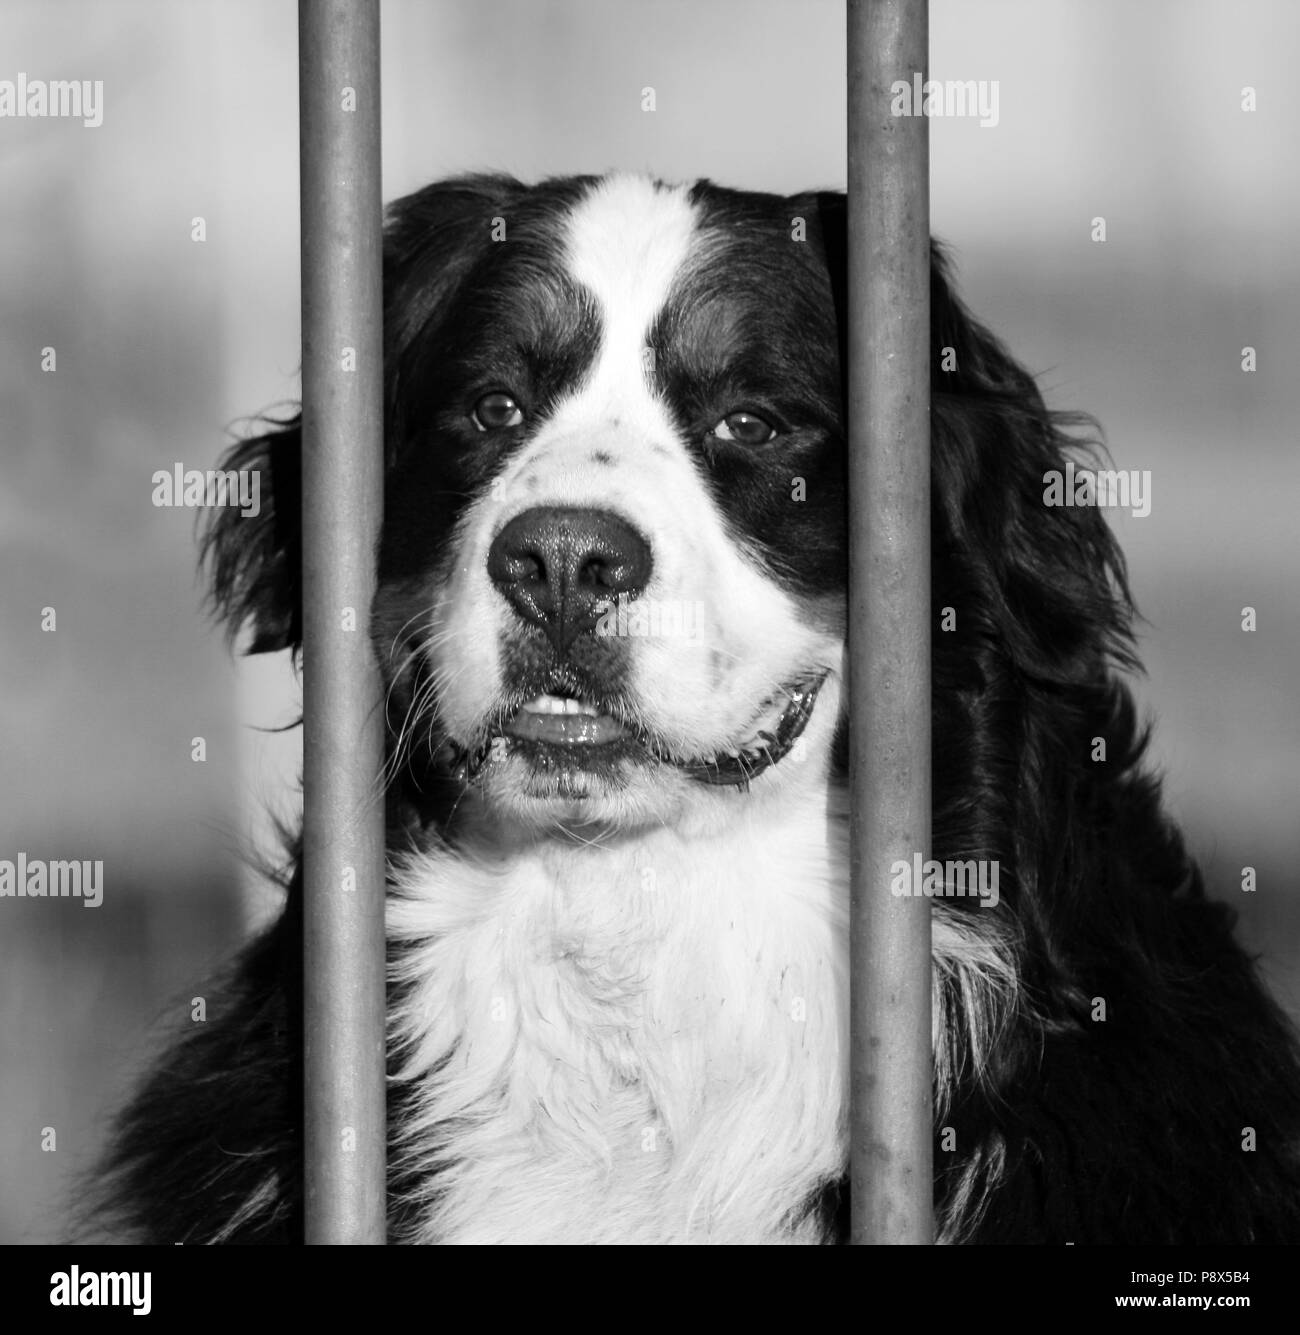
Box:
[89,180,1300,1244]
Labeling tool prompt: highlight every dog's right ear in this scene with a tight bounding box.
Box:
[203,175,530,655]
[201,414,302,655]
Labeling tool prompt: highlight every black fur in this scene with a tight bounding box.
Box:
[94,174,1300,1244]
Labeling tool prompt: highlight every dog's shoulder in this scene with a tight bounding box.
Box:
[93,892,302,1244]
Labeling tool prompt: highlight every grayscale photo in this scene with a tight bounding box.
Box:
[2,0,1297,1298]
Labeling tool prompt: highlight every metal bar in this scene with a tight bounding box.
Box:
[846,0,933,1244]
[299,0,387,1245]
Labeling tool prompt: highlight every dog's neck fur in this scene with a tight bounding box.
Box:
[386,780,850,1244]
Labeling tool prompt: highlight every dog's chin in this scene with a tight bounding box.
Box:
[438,671,829,832]
[470,748,690,833]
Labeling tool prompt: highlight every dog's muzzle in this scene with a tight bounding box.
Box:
[448,504,827,791]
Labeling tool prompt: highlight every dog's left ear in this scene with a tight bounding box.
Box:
[927,246,1137,683]
[809,199,1134,680]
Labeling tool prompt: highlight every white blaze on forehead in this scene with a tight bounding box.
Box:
[562,175,700,388]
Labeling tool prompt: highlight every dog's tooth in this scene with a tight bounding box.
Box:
[520,694,603,717]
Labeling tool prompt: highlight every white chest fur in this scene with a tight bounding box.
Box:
[386,792,850,1244]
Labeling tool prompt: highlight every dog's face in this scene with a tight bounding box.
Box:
[371,175,850,833]
[209,172,1130,847]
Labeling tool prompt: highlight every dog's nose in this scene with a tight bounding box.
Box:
[487,506,653,653]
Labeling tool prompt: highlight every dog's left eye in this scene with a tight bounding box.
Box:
[472,392,525,431]
[711,411,776,446]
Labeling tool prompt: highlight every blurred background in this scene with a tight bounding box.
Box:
[2,0,1297,1242]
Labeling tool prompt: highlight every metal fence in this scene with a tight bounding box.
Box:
[297,0,932,1246]
[299,0,388,1246]
[846,0,933,1245]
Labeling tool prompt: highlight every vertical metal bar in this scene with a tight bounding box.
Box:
[846,0,933,1244]
[299,0,387,1244]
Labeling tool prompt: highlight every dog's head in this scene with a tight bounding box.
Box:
[206,172,1133,844]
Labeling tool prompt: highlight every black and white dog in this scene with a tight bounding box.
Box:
[103,173,1300,1244]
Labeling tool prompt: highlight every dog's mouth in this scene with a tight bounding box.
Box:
[671,673,826,786]
[504,697,628,748]
[442,672,827,791]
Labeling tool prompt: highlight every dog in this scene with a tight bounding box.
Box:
[99,173,1300,1244]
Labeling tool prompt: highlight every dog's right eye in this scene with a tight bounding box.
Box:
[472,392,525,432]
